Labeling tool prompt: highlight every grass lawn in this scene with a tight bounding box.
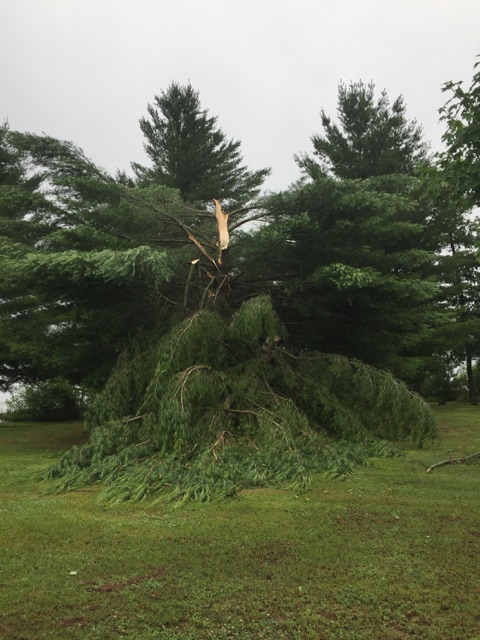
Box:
[0,403,479,639]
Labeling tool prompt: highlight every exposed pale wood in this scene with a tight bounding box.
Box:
[124,414,147,423]
[213,199,229,259]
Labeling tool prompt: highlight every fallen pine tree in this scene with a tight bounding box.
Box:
[46,295,437,503]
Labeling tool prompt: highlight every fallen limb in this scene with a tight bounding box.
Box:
[426,451,480,473]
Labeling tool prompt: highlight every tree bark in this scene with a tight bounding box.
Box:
[466,346,478,404]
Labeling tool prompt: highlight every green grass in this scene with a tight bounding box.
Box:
[0,404,479,639]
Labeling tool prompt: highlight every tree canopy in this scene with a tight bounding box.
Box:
[424,59,480,402]
[0,129,188,390]
[439,59,480,208]
[240,174,438,380]
[296,81,428,180]
[132,82,270,205]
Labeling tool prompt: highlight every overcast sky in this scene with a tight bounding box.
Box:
[1,0,480,192]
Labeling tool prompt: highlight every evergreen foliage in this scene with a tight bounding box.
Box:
[240,175,439,379]
[1,83,449,506]
[47,296,436,503]
[0,124,60,388]
[296,81,428,180]
[0,130,216,391]
[132,82,270,204]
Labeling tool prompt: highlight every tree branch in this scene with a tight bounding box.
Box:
[426,451,480,473]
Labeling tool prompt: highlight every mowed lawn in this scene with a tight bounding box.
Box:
[0,403,479,640]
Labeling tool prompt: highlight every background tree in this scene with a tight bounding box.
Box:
[439,58,480,208]
[0,123,59,388]
[132,82,270,204]
[433,219,480,403]
[296,81,428,180]
[240,175,438,379]
[0,131,192,391]
[432,57,480,401]
[239,85,439,380]
[0,126,270,393]
[5,377,83,421]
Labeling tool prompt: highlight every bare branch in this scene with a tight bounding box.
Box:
[426,451,480,473]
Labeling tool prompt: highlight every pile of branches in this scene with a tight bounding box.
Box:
[46,296,436,503]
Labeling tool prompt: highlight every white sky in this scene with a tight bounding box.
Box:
[1,0,479,192]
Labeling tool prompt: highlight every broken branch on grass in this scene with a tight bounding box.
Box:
[426,451,480,473]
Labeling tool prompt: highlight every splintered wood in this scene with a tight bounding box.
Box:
[213,199,229,261]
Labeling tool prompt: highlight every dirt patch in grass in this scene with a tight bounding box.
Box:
[58,615,89,628]
[84,567,166,593]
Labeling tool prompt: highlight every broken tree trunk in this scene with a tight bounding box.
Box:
[183,199,230,308]
[212,199,230,300]
[213,199,230,263]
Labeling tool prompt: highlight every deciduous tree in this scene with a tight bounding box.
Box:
[439,58,480,208]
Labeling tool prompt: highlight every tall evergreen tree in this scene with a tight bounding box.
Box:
[296,81,428,180]
[241,86,438,379]
[132,82,270,204]
[0,123,57,388]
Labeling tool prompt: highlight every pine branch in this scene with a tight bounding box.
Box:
[229,211,270,232]
[188,233,218,267]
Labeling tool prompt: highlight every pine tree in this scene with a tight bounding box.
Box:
[243,84,438,381]
[240,175,438,379]
[0,123,57,388]
[2,125,439,504]
[296,81,428,180]
[132,82,270,204]
[0,131,192,391]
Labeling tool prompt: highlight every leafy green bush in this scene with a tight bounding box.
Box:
[6,378,83,422]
